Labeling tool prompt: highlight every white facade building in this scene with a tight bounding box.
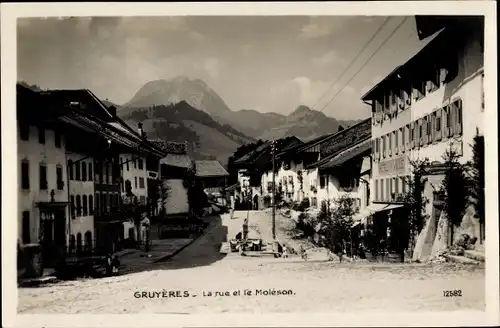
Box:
[120,154,149,239]
[66,153,95,252]
[18,121,69,247]
[363,18,484,206]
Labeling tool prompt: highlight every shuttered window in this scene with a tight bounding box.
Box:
[454,99,463,136]
[21,160,30,190]
[436,108,443,141]
[375,180,379,201]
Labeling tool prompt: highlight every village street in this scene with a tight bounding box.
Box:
[18,211,485,314]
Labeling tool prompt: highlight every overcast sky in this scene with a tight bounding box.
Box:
[18,16,433,120]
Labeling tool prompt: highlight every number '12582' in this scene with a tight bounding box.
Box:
[443,290,462,297]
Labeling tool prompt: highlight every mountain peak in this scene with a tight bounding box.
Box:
[124,76,232,116]
[292,105,312,115]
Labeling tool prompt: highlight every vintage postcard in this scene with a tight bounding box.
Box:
[1,1,498,327]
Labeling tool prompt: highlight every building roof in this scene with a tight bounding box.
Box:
[160,153,193,169]
[148,139,187,155]
[361,26,450,102]
[195,160,229,177]
[27,86,167,158]
[234,136,303,166]
[319,138,372,170]
[307,118,372,169]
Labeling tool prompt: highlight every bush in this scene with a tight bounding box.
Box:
[292,198,310,212]
[296,212,315,238]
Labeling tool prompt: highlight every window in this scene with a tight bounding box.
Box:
[22,211,30,244]
[380,179,384,201]
[133,159,137,169]
[455,99,463,135]
[126,161,129,171]
[386,178,391,200]
[54,131,62,148]
[103,193,108,213]
[139,177,145,189]
[88,163,93,181]
[56,166,63,190]
[134,177,138,189]
[68,160,73,180]
[382,135,386,156]
[95,194,100,216]
[82,162,87,181]
[436,114,442,132]
[38,127,45,144]
[70,195,75,217]
[20,122,30,141]
[75,161,81,181]
[446,106,451,128]
[76,195,82,216]
[138,159,144,170]
[395,177,400,195]
[39,164,48,190]
[89,195,94,215]
[82,195,88,216]
[388,133,392,153]
[395,130,399,149]
[319,176,326,189]
[21,160,30,190]
[375,180,379,201]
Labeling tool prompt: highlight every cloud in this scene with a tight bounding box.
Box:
[298,22,332,40]
[203,58,219,79]
[312,50,344,66]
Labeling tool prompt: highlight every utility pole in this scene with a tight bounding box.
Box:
[271,140,276,241]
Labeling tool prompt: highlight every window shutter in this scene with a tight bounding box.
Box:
[443,106,449,138]
[395,131,399,155]
[401,128,405,153]
[436,108,443,141]
[420,116,430,145]
[410,122,415,149]
[429,113,435,144]
[449,104,456,137]
[388,133,392,157]
[405,125,411,151]
[416,119,422,148]
[455,99,463,135]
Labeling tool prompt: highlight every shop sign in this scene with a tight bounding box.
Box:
[378,156,406,176]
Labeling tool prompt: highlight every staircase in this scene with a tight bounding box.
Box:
[446,243,485,265]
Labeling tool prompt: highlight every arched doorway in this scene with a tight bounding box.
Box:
[84,231,92,252]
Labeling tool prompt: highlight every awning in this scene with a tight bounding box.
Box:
[352,203,404,224]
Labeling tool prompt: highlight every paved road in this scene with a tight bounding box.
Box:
[18,211,485,314]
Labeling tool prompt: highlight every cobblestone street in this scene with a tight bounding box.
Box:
[18,212,485,314]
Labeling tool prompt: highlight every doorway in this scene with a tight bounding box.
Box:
[39,209,67,267]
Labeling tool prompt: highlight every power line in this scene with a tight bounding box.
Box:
[311,17,392,111]
[317,17,409,114]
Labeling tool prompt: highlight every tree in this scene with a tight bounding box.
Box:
[316,196,357,263]
[440,146,470,245]
[401,158,430,256]
[120,180,148,244]
[470,134,485,243]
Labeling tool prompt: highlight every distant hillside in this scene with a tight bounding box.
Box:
[120,76,363,143]
[120,101,255,166]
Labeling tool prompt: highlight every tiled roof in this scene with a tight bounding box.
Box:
[234,136,303,165]
[195,160,229,177]
[149,139,187,155]
[160,153,193,169]
[319,138,372,169]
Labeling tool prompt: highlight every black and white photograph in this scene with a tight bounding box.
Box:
[1,2,498,327]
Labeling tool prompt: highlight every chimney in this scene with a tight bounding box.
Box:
[108,105,117,117]
[138,122,143,137]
